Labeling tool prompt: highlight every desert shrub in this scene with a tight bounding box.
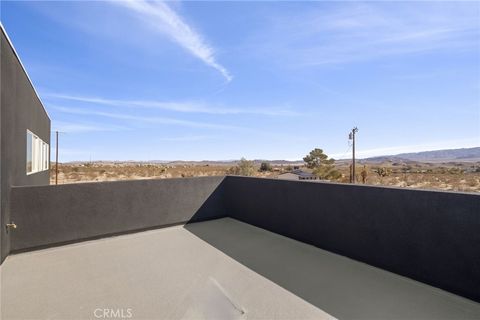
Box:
[228,158,255,176]
[259,162,272,172]
[376,167,391,177]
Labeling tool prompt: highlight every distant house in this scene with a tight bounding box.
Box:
[277,169,317,181]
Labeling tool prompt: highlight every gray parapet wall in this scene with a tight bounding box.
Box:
[224,176,480,303]
[9,176,226,252]
[6,175,480,303]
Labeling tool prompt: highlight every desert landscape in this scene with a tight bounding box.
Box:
[50,148,480,193]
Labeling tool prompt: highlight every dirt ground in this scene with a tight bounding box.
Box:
[50,161,480,193]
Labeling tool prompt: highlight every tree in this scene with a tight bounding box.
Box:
[303,148,340,180]
[259,162,272,172]
[228,158,255,176]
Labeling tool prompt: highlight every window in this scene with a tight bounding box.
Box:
[26,130,49,174]
[43,142,49,170]
[27,132,33,173]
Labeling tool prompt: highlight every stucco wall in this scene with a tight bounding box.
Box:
[0,27,51,262]
[6,176,480,302]
[225,176,480,303]
[9,176,226,252]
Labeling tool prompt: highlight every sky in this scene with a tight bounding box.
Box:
[1,1,479,162]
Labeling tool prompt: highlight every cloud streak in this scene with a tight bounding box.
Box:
[52,121,129,133]
[253,2,479,67]
[114,0,232,82]
[50,105,246,131]
[156,135,215,142]
[46,93,299,116]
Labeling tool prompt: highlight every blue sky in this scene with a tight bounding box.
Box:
[2,1,479,162]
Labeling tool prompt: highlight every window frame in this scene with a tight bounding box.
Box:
[26,129,49,175]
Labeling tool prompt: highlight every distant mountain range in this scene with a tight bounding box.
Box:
[67,147,480,165]
[363,147,480,163]
[68,159,305,166]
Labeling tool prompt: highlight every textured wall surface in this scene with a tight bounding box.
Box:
[224,176,480,302]
[10,177,226,251]
[6,176,480,302]
[0,28,51,262]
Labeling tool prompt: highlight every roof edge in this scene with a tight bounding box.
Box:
[0,22,51,120]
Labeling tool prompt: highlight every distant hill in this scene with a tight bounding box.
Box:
[364,147,480,163]
[65,147,479,165]
[162,159,304,166]
[66,159,304,166]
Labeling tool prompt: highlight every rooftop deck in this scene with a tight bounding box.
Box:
[2,218,479,319]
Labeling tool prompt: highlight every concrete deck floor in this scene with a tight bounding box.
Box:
[1,217,480,319]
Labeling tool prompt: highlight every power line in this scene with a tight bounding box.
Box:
[338,142,352,161]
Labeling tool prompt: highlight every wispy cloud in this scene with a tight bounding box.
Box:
[52,121,128,133]
[113,0,232,82]
[253,2,479,67]
[50,105,245,131]
[46,93,299,116]
[156,135,215,142]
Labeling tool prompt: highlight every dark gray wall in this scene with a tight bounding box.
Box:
[9,176,226,251]
[6,175,480,301]
[224,176,480,302]
[0,28,51,262]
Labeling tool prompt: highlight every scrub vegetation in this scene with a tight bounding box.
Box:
[51,159,480,193]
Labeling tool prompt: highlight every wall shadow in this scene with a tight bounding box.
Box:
[184,217,480,320]
[220,176,480,304]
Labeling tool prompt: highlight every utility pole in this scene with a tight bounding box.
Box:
[349,127,358,183]
[55,131,59,185]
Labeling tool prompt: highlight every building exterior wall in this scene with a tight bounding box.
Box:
[0,26,51,262]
